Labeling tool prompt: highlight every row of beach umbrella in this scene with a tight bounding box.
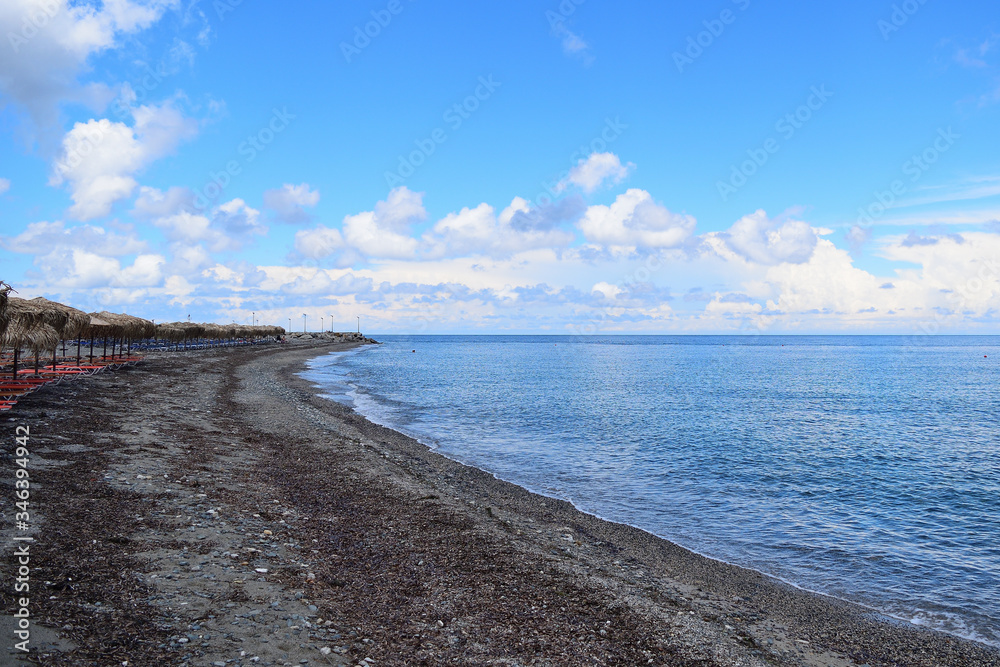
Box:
[0,283,286,378]
[155,321,285,344]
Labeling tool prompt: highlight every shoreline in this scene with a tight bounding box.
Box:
[302,343,996,651]
[1,339,997,665]
[279,341,1000,664]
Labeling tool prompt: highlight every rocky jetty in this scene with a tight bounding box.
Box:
[283,331,379,345]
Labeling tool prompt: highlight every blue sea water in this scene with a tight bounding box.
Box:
[302,335,1000,647]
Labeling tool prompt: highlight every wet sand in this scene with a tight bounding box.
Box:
[1,339,998,666]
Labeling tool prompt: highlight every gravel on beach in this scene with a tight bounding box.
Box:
[1,339,997,666]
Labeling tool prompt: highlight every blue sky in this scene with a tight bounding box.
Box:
[1,0,999,334]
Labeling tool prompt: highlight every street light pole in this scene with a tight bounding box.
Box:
[329,315,333,333]
[357,316,360,334]
[321,316,324,333]
[303,313,307,333]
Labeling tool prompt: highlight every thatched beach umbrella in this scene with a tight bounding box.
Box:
[0,302,59,377]
[149,320,286,352]
[87,311,154,359]
[0,281,11,343]
[132,314,156,340]
[5,298,44,333]
[93,312,134,338]
[26,323,59,355]
[154,323,185,344]
[155,322,203,349]
[15,297,68,342]
[81,315,113,362]
[1,314,29,380]
[28,297,89,340]
[25,323,59,374]
[4,298,45,378]
[27,297,90,366]
[250,324,284,342]
[203,324,225,341]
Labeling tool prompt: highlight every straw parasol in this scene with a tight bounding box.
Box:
[83,311,154,358]
[4,297,44,335]
[152,321,284,347]
[3,298,49,363]
[0,300,60,376]
[154,323,186,343]
[23,323,59,355]
[17,297,68,336]
[90,311,149,339]
[28,297,90,340]
[0,311,32,351]
[0,282,10,342]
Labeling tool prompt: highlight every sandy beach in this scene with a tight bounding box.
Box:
[2,339,998,666]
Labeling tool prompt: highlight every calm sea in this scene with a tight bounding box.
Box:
[302,335,1000,647]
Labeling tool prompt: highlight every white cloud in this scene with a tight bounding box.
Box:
[279,271,373,296]
[308,186,426,261]
[344,211,420,260]
[1,220,147,255]
[132,185,192,218]
[423,198,576,259]
[762,240,884,316]
[49,100,197,220]
[878,231,1000,313]
[426,203,497,257]
[164,274,195,303]
[201,262,267,289]
[117,253,165,287]
[294,226,345,261]
[299,190,578,263]
[558,152,634,193]
[696,231,1000,329]
[591,281,624,300]
[373,186,426,231]
[0,178,9,195]
[151,197,265,253]
[263,183,320,224]
[32,248,165,290]
[49,119,138,219]
[133,187,267,255]
[168,243,214,273]
[42,249,122,288]
[715,210,819,265]
[213,199,266,247]
[0,0,180,137]
[577,189,696,250]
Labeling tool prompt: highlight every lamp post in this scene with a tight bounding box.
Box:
[329,315,333,333]
[288,317,291,332]
[252,311,255,326]
[321,316,324,333]
[303,313,307,333]
[357,316,360,334]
